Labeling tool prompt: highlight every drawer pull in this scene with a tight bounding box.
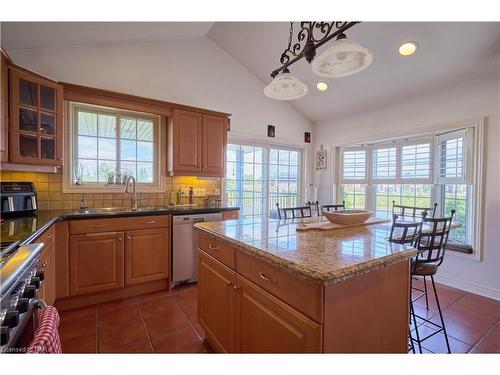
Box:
[225,279,232,287]
[47,234,53,239]
[85,232,119,237]
[90,224,107,228]
[232,284,240,291]
[259,272,277,284]
[208,243,218,251]
[142,220,156,224]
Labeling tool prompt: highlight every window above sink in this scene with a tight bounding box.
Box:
[63,102,165,193]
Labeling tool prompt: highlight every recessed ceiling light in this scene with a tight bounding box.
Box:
[399,41,418,56]
[316,82,328,91]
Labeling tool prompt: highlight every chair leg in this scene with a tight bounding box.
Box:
[409,328,415,353]
[431,275,451,354]
[423,276,429,310]
[410,298,422,353]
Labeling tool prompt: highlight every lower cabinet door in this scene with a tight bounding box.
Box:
[125,228,169,286]
[70,232,125,296]
[235,275,322,353]
[40,239,56,306]
[198,250,236,353]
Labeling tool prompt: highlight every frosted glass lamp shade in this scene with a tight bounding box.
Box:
[264,72,308,100]
[311,37,373,78]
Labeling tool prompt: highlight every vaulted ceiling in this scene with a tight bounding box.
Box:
[2,22,499,123]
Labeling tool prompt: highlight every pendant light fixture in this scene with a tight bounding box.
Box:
[266,22,372,100]
[311,34,373,78]
[264,68,308,101]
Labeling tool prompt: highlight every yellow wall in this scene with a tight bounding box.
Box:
[0,171,220,211]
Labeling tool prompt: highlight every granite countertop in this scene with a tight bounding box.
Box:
[1,206,239,245]
[194,217,417,286]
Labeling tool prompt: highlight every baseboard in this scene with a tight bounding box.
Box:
[434,274,500,301]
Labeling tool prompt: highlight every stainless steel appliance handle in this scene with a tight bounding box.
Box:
[7,197,14,211]
[31,196,37,210]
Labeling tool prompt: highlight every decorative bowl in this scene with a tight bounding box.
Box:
[323,210,374,225]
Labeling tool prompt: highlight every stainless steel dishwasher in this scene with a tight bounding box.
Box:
[172,212,222,285]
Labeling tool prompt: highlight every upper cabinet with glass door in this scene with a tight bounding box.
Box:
[9,68,63,166]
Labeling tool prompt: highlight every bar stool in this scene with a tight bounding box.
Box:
[410,209,456,354]
[307,201,320,216]
[388,214,423,354]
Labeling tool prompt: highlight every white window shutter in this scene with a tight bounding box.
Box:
[400,140,433,184]
[341,147,368,184]
[437,129,467,184]
[372,145,397,183]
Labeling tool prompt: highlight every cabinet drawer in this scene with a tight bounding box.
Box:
[37,225,55,245]
[198,232,236,269]
[222,210,239,220]
[236,251,323,323]
[70,215,170,234]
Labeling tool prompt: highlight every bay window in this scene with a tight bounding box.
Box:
[338,125,480,252]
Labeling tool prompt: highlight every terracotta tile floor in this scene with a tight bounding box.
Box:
[58,280,499,354]
[59,283,208,353]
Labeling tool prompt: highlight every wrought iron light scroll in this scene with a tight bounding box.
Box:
[264,21,372,101]
[271,21,359,78]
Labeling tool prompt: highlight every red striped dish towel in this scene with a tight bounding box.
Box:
[27,306,62,354]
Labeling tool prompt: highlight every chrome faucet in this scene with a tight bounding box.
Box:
[124,176,138,210]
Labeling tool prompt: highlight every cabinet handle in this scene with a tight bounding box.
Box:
[47,234,53,239]
[232,284,240,291]
[85,231,119,237]
[126,236,131,240]
[259,272,277,284]
[90,224,107,228]
[208,243,218,251]
[142,221,156,224]
[42,261,48,268]
[225,280,232,287]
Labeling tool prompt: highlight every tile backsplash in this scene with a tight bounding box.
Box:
[0,171,221,211]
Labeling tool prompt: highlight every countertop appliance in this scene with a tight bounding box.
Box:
[0,182,37,217]
[172,212,222,285]
[0,240,45,351]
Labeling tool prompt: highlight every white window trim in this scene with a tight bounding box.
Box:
[63,101,165,193]
[224,135,305,216]
[333,118,485,262]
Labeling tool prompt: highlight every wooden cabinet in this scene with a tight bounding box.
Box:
[171,109,203,173]
[235,276,322,353]
[125,228,169,286]
[9,68,63,166]
[0,51,8,162]
[69,232,124,296]
[198,249,321,353]
[202,114,226,175]
[198,251,236,353]
[39,239,56,306]
[169,109,227,177]
[67,216,170,301]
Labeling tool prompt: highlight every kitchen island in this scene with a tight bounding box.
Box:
[194,217,417,353]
